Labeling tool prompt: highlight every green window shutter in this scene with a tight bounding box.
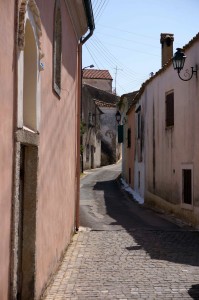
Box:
[118,125,123,143]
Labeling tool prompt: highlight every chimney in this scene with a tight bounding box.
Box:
[160,33,174,67]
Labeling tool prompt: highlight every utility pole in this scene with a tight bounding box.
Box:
[114,66,122,95]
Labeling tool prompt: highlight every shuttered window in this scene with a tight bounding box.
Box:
[166,92,174,127]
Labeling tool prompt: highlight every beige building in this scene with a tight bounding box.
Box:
[83,69,113,93]
[82,84,119,170]
[0,0,94,299]
[125,32,199,227]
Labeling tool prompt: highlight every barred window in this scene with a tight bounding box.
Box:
[53,0,62,97]
[166,92,174,127]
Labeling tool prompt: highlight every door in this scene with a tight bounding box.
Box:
[17,145,38,300]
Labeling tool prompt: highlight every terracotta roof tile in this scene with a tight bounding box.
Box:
[83,69,113,80]
[95,100,116,108]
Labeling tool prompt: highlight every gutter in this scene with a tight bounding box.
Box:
[81,0,95,44]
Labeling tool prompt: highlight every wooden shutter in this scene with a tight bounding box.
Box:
[166,92,174,127]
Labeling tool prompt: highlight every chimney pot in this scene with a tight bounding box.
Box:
[160,33,174,67]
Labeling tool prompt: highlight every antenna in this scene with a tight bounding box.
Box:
[114,66,122,95]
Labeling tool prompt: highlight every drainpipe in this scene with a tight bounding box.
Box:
[75,0,95,231]
[81,0,95,45]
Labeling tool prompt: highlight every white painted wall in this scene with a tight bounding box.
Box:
[143,39,199,224]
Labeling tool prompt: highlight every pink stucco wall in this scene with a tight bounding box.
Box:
[35,1,79,297]
[0,2,15,299]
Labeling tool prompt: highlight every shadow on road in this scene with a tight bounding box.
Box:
[93,178,199,268]
[188,284,199,299]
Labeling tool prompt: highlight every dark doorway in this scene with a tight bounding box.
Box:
[17,145,38,299]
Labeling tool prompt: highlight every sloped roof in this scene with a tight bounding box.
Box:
[121,91,139,110]
[83,69,113,80]
[95,100,116,108]
[126,32,199,114]
[83,84,119,104]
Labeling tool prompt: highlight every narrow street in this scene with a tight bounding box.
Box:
[43,163,199,299]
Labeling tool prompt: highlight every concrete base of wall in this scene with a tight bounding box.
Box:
[145,191,199,228]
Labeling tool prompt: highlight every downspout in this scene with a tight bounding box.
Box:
[81,0,95,45]
[75,0,95,231]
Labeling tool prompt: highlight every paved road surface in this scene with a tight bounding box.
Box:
[42,163,199,299]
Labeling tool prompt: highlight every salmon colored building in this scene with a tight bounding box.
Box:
[0,0,94,299]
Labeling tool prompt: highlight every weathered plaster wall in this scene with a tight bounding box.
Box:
[35,1,79,297]
[0,2,15,298]
[100,107,117,166]
[83,78,112,93]
[82,86,101,170]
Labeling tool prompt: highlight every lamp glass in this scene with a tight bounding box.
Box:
[115,111,121,123]
[172,48,186,72]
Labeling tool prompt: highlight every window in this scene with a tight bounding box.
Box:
[182,168,192,205]
[127,128,131,148]
[136,106,143,162]
[53,0,62,96]
[166,91,174,127]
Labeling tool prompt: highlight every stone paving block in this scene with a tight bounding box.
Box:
[42,229,199,299]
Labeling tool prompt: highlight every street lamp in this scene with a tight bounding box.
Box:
[115,110,121,124]
[82,64,94,70]
[172,48,198,81]
[80,64,94,173]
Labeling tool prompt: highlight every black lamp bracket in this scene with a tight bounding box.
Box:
[177,65,198,81]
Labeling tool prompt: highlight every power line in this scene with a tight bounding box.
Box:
[85,44,100,69]
[95,0,110,22]
[97,23,156,40]
[96,31,160,49]
[92,36,155,78]
[93,0,104,16]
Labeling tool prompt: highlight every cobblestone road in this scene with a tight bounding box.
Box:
[42,164,199,299]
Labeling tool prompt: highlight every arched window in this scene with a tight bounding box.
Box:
[53,0,62,97]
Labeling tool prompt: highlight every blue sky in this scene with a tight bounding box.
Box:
[83,0,199,95]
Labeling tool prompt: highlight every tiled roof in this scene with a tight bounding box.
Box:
[121,91,139,109]
[83,69,113,80]
[83,84,119,104]
[95,100,116,108]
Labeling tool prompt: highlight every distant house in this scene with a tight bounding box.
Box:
[95,100,118,166]
[82,84,119,170]
[119,92,138,189]
[0,1,94,299]
[123,32,199,227]
[83,69,113,93]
